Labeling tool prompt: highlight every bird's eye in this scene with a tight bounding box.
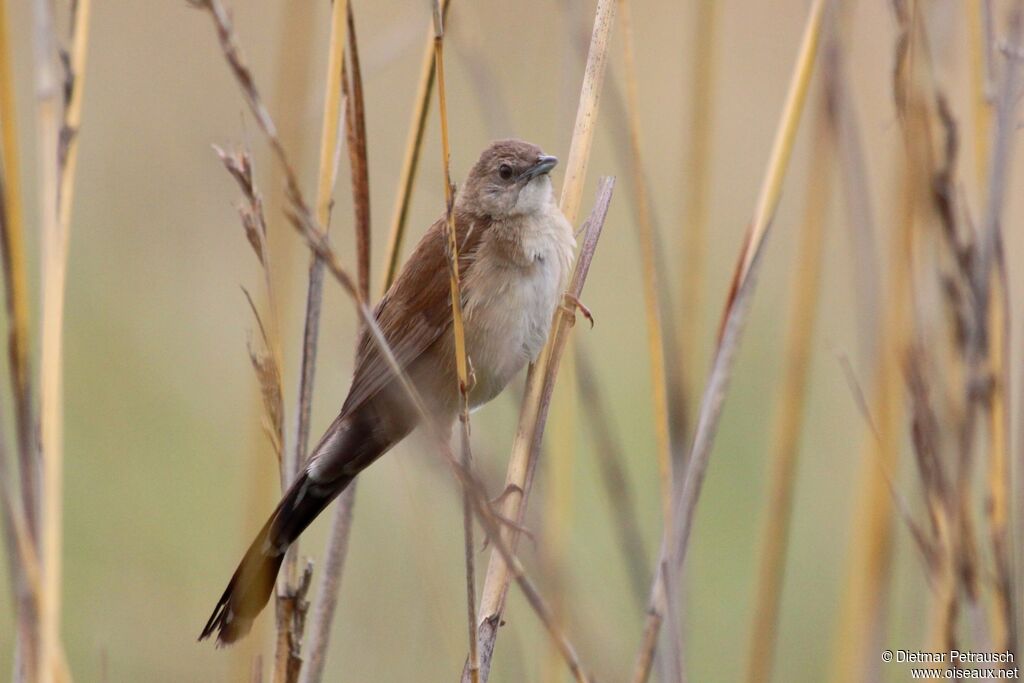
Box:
[498,163,514,181]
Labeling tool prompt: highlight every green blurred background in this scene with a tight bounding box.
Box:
[1,0,1021,681]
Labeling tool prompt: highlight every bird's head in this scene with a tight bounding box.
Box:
[457,139,559,219]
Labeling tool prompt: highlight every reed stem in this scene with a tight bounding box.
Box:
[629,2,826,679]
[469,2,616,680]
[743,86,833,683]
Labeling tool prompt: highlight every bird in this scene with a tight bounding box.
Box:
[200,139,576,646]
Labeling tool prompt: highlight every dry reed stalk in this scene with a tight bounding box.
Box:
[987,264,1014,652]
[0,422,42,680]
[974,1,1014,634]
[298,6,370,682]
[313,0,349,240]
[628,2,826,680]
[468,2,616,681]
[974,3,1021,370]
[296,485,354,683]
[0,453,42,602]
[290,0,348,488]
[679,0,718,416]
[35,0,90,679]
[0,464,72,683]
[846,0,1020,670]
[616,2,681,677]
[379,0,450,293]
[976,0,1023,656]
[742,86,833,683]
[280,561,313,682]
[556,4,614,225]
[343,7,370,309]
[0,417,21,621]
[187,0,301,484]
[197,0,346,676]
[0,0,37,544]
[883,46,1013,654]
[234,4,317,675]
[560,32,692,667]
[617,0,673,540]
[272,0,348,678]
[831,2,945,675]
[57,0,91,233]
[190,0,349,312]
[216,143,293,681]
[968,0,1010,652]
[195,3,599,678]
[0,0,38,676]
[34,0,63,676]
[427,3,479,681]
[215,148,285,458]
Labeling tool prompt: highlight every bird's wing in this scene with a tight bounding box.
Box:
[340,213,484,417]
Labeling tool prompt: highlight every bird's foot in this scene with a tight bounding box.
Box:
[561,293,594,328]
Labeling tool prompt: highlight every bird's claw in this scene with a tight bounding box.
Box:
[561,293,594,328]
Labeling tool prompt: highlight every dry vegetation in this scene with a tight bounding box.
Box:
[2,0,1024,681]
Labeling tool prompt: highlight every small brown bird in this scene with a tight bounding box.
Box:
[200,139,575,645]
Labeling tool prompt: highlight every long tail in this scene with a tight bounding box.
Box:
[199,470,351,646]
[200,405,411,646]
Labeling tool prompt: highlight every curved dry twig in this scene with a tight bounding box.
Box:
[628,1,827,679]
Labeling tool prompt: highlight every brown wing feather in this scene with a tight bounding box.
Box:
[340,212,485,418]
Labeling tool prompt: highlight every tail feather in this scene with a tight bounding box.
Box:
[199,471,349,646]
[201,407,409,646]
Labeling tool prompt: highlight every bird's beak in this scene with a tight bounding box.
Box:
[518,155,558,182]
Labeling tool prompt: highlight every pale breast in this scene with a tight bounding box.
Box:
[462,211,574,408]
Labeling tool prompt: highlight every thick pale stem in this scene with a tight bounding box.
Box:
[469,3,616,681]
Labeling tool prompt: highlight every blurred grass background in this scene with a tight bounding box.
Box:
[1,0,1022,681]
